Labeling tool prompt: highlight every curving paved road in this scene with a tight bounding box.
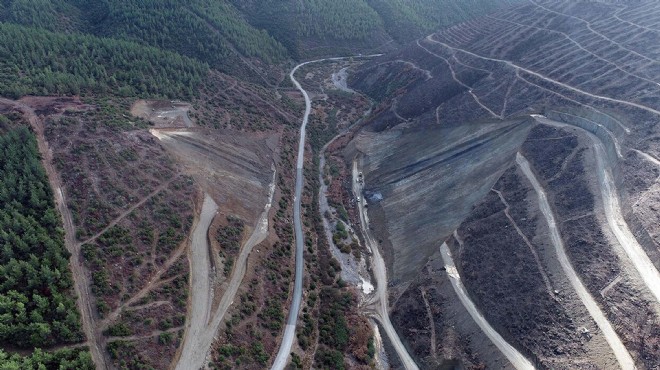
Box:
[440,243,535,370]
[269,61,310,370]
[517,153,636,370]
[271,55,381,370]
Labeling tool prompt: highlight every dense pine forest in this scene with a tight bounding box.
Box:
[0,126,83,348]
[0,348,93,369]
[0,23,208,99]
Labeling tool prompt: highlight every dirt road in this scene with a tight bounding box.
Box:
[176,173,275,370]
[0,98,109,369]
[440,243,535,370]
[533,115,660,304]
[176,194,218,370]
[517,153,636,370]
[352,160,420,370]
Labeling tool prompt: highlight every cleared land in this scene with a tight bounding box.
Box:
[344,0,660,367]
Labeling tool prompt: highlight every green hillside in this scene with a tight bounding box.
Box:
[233,0,521,56]
[0,22,208,99]
[0,0,520,91]
[0,125,83,348]
[0,0,288,71]
[368,0,522,42]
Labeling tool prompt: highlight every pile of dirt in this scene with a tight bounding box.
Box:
[131,99,194,128]
[151,127,278,223]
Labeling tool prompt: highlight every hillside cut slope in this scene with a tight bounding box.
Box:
[342,0,660,368]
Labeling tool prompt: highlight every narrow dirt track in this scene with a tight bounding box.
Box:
[79,177,178,247]
[533,116,660,304]
[0,98,109,369]
[420,288,437,360]
[517,153,635,370]
[485,14,659,85]
[492,188,555,297]
[176,172,275,370]
[352,160,420,370]
[440,243,535,370]
[528,0,658,64]
[415,40,503,119]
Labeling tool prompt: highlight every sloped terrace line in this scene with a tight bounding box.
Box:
[612,8,660,34]
[528,0,659,65]
[424,35,660,117]
[415,40,503,119]
[439,243,536,370]
[485,15,660,85]
[516,153,636,370]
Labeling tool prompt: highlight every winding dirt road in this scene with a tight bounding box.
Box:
[0,98,109,369]
[352,161,420,370]
[440,243,535,370]
[533,115,660,304]
[176,173,275,370]
[517,153,636,370]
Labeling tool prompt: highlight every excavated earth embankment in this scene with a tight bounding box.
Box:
[340,1,660,368]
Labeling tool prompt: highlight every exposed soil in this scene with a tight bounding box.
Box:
[130,100,194,128]
[0,96,108,368]
[522,124,660,369]
[151,127,278,223]
[454,168,591,368]
[0,95,211,369]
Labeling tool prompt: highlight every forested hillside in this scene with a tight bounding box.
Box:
[1,0,521,75]
[367,0,521,42]
[0,0,287,73]
[232,0,521,57]
[0,23,208,99]
[0,125,84,348]
[0,348,93,369]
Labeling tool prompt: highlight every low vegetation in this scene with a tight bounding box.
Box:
[0,348,94,369]
[39,102,195,369]
[216,216,245,276]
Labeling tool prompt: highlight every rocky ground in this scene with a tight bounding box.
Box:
[339,1,660,368]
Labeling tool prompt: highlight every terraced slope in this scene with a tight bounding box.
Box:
[342,1,660,368]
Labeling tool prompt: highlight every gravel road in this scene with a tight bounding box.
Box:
[517,153,635,370]
[440,243,535,370]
